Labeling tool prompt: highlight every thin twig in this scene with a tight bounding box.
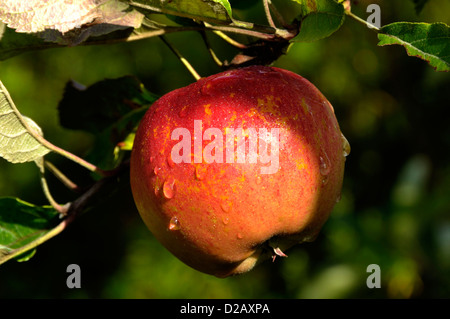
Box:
[0,215,70,265]
[199,31,223,67]
[44,160,80,192]
[210,29,248,49]
[345,10,380,31]
[263,0,276,29]
[159,35,202,81]
[81,20,294,49]
[42,139,110,176]
[39,170,66,214]
[268,0,288,28]
[0,162,129,265]
[0,81,109,177]
[34,159,68,215]
[205,23,275,40]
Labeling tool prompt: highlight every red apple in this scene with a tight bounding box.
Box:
[130,65,350,277]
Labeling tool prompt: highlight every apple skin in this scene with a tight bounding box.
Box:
[130,65,349,277]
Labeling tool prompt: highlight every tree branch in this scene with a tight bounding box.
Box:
[0,161,130,265]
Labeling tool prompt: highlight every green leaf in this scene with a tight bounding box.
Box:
[58,76,158,169]
[277,0,345,42]
[378,22,450,72]
[130,0,233,24]
[15,248,37,262]
[0,197,60,264]
[86,106,149,169]
[58,76,157,133]
[0,23,56,61]
[0,80,51,163]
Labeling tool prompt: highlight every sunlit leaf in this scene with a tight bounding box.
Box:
[0,0,100,33]
[0,21,136,61]
[0,197,60,264]
[378,22,450,72]
[0,81,51,163]
[0,0,143,33]
[0,0,144,45]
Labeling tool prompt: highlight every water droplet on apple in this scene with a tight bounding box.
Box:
[221,201,232,213]
[256,68,270,74]
[153,166,161,176]
[319,154,331,176]
[163,177,176,199]
[303,100,312,115]
[195,165,208,180]
[167,155,175,168]
[168,216,180,230]
[154,183,160,196]
[201,82,213,96]
[237,233,243,239]
[222,216,229,225]
[342,133,351,157]
[149,156,154,163]
[201,72,241,95]
[179,106,188,118]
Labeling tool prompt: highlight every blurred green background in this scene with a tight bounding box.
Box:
[0,0,449,298]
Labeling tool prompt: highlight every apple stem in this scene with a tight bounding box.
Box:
[267,239,289,262]
[272,246,288,262]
